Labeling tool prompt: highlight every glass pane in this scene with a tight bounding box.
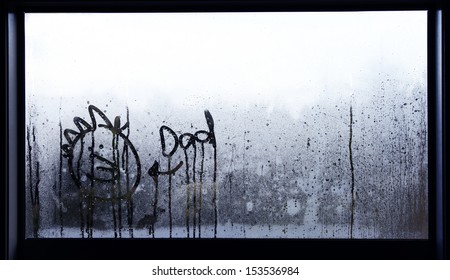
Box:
[25,12,427,238]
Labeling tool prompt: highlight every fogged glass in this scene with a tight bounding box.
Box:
[25,12,428,238]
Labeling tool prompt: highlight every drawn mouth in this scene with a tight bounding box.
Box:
[86,153,119,183]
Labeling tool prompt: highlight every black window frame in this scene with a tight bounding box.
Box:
[2,0,448,260]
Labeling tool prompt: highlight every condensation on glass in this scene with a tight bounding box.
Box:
[25,12,428,238]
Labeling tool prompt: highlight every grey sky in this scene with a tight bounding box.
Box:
[26,12,426,118]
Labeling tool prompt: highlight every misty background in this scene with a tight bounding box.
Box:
[25,12,427,238]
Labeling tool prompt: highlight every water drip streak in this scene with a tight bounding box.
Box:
[111,135,118,238]
[213,146,217,238]
[204,110,217,238]
[122,107,133,237]
[192,142,197,238]
[168,157,173,238]
[184,149,190,238]
[79,199,85,238]
[228,174,232,205]
[127,198,134,238]
[151,177,159,238]
[89,131,95,238]
[227,145,235,205]
[116,133,123,238]
[78,139,85,189]
[33,161,41,238]
[27,127,33,235]
[198,143,204,238]
[77,138,85,238]
[349,105,356,239]
[59,120,64,236]
[36,161,40,211]
[160,125,179,238]
[28,126,41,238]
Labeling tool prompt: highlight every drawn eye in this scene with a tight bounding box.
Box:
[99,144,104,149]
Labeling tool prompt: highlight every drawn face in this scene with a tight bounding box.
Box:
[62,106,141,202]
[90,140,117,183]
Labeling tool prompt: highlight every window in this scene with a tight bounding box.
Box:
[4,0,447,259]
